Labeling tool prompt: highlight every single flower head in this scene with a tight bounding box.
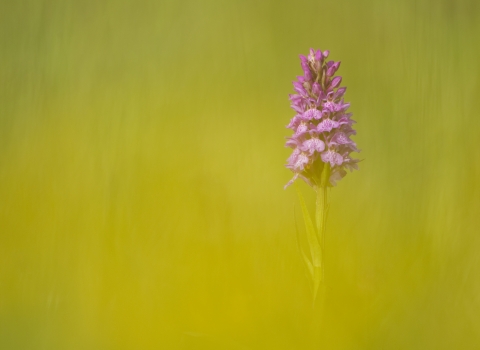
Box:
[284,49,359,189]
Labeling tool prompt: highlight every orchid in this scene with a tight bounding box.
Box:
[285,49,360,305]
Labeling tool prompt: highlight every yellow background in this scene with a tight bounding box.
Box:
[1,0,479,349]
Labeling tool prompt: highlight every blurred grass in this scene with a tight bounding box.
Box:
[1,0,480,349]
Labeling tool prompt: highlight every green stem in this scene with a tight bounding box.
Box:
[316,164,330,284]
[311,165,331,339]
[315,185,328,282]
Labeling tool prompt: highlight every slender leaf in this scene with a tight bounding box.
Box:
[295,184,322,268]
[294,206,314,280]
[295,184,323,302]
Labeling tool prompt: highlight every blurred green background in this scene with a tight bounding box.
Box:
[1,0,479,349]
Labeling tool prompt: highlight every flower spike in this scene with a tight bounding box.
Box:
[285,49,359,188]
